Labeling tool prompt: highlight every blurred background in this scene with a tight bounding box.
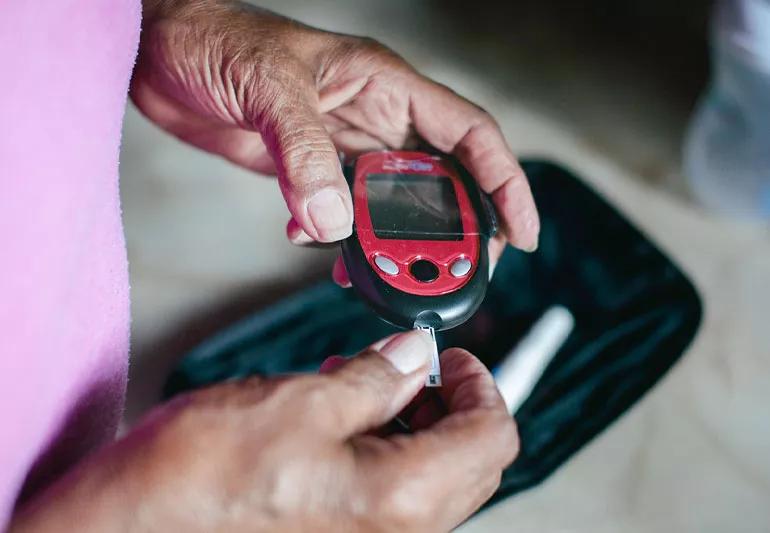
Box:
[120,1,770,531]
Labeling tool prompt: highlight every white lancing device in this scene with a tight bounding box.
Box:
[494,306,575,414]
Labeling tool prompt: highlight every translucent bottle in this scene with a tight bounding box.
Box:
[684,0,770,219]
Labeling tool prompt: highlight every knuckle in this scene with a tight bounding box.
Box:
[465,114,501,148]
[269,54,315,93]
[476,112,499,132]
[247,54,315,125]
[294,377,349,432]
[321,360,391,427]
[342,351,398,397]
[356,36,391,56]
[370,477,431,527]
[337,35,407,71]
[271,121,338,187]
[261,376,321,421]
[493,415,520,466]
[279,126,335,163]
[465,408,519,468]
[295,377,333,413]
[352,348,392,378]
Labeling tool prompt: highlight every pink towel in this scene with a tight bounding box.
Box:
[0,0,140,525]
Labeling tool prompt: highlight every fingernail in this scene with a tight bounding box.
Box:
[290,228,315,245]
[525,237,538,253]
[379,330,432,374]
[332,270,352,288]
[287,219,315,245]
[332,257,352,288]
[319,355,347,373]
[307,189,352,242]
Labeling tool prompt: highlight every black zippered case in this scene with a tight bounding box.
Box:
[164,160,702,507]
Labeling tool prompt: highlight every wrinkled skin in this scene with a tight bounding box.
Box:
[11,2,536,531]
[131,0,539,258]
[11,332,518,532]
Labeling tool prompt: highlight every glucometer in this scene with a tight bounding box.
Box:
[341,151,498,385]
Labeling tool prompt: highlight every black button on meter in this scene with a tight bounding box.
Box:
[410,259,439,283]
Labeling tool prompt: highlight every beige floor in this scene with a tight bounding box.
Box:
[121,1,770,531]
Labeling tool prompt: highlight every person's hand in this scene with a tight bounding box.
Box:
[10,330,517,532]
[131,1,539,264]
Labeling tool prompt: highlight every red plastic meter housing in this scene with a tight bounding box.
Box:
[341,151,497,331]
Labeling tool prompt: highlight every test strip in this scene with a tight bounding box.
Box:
[494,306,574,414]
[417,326,442,387]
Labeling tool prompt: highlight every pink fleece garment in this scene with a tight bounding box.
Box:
[0,0,141,526]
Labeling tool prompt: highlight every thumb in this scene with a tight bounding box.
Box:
[257,86,353,243]
[322,330,433,437]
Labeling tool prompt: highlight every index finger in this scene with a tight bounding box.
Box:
[413,348,518,468]
[389,349,518,524]
[409,78,540,252]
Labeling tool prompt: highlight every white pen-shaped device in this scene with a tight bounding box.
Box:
[494,306,575,415]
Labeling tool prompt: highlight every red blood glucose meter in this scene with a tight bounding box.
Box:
[341,151,497,331]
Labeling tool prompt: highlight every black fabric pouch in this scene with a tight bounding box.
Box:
[164,161,702,507]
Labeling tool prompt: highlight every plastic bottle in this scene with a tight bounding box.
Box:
[684,0,770,219]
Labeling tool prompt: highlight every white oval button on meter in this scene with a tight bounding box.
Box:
[374,255,399,275]
[450,257,472,277]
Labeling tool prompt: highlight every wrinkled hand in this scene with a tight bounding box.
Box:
[11,331,517,532]
[131,0,539,265]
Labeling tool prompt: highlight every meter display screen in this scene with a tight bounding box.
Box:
[366,174,463,240]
